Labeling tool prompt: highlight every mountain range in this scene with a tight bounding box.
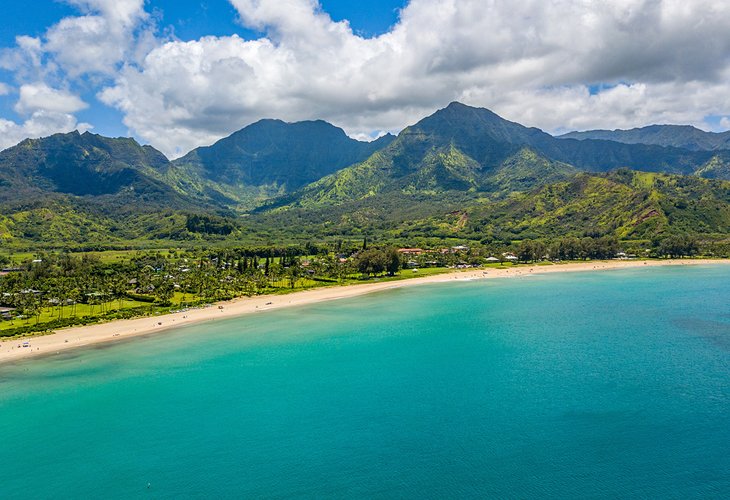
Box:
[559,125,730,152]
[2,102,730,247]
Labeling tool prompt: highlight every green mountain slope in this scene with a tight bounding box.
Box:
[267,105,584,209]
[267,102,730,211]
[170,119,394,209]
[558,125,730,152]
[0,131,239,247]
[247,169,730,243]
[404,103,726,176]
[3,103,730,248]
[463,170,730,241]
[0,131,193,210]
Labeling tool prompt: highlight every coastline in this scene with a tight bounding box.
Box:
[1,258,727,365]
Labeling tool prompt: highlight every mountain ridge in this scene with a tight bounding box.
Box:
[3,102,730,246]
[558,124,730,151]
[264,102,730,211]
[169,119,395,209]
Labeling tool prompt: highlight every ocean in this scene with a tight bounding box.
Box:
[1,265,728,498]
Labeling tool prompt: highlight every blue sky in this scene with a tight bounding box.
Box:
[0,1,404,48]
[1,1,729,157]
[0,0,407,141]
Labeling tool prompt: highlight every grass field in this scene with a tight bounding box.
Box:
[0,298,153,332]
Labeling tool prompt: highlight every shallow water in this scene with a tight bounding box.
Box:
[1,266,728,498]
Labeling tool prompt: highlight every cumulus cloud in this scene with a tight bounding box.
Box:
[4,0,730,156]
[93,0,730,157]
[1,0,148,79]
[14,83,88,115]
[0,0,145,151]
[44,0,149,77]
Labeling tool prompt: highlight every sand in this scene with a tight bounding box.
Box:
[1,259,727,365]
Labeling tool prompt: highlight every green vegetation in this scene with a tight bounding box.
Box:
[3,102,730,252]
[0,245,416,337]
[559,124,730,152]
[0,235,714,338]
[2,101,730,336]
[170,119,395,210]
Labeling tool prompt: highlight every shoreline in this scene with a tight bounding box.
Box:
[1,258,727,365]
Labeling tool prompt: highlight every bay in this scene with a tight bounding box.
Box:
[1,266,728,498]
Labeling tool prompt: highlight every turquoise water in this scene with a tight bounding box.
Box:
[1,266,729,498]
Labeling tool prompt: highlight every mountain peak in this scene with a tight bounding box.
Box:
[445,101,470,109]
[170,117,396,206]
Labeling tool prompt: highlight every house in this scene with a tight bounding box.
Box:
[397,248,424,255]
[0,306,17,319]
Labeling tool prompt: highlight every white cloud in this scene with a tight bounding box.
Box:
[1,1,148,79]
[63,0,147,27]
[44,0,149,77]
[0,111,92,151]
[14,83,88,115]
[93,0,730,157]
[4,0,730,156]
[0,36,46,81]
[0,0,144,152]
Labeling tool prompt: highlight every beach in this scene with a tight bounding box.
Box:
[1,259,726,364]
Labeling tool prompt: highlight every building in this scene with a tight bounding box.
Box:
[397,248,424,255]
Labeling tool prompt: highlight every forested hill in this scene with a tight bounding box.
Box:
[3,102,730,247]
[246,169,730,245]
[397,103,730,176]
[169,119,395,209]
[0,131,189,210]
[558,125,730,152]
[267,102,730,209]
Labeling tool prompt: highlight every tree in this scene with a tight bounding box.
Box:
[516,240,546,263]
[354,248,387,277]
[656,235,699,258]
[384,248,401,276]
[154,279,175,306]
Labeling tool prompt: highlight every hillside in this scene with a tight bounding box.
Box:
[2,102,730,248]
[463,170,730,241]
[265,103,581,208]
[558,125,730,152]
[0,131,192,210]
[170,119,394,209]
[246,169,730,244]
[264,102,728,211]
[0,132,238,247]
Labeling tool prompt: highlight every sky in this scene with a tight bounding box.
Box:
[1,0,730,159]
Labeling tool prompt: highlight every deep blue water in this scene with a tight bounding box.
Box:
[0,266,728,498]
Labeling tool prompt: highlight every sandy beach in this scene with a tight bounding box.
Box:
[1,258,727,364]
